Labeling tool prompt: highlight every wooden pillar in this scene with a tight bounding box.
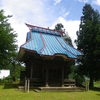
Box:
[25,76,27,92]
[65,65,67,79]
[42,67,44,79]
[30,66,33,78]
[62,66,64,87]
[85,77,89,92]
[28,80,30,93]
[45,66,49,87]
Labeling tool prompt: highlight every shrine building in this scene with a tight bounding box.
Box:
[17,23,83,89]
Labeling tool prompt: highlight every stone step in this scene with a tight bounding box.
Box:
[18,86,24,90]
[38,87,85,92]
[34,89,41,92]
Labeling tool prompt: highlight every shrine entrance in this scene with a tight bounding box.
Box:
[48,66,62,87]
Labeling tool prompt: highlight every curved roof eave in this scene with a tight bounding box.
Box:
[17,24,83,61]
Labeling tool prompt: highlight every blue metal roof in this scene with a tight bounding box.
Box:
[21,29,83,59]
[17,23,83,61]
[56,36,82,56]
[22,32,43,54]
[41,33,77,58]
[32,27,61,36]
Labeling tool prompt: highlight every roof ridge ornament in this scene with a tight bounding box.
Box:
[25,23,64,36]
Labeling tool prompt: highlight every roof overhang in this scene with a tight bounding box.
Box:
[53,54,75,61]
[17,47,75,62]
[17,47,38,61]
[17,23,83,62]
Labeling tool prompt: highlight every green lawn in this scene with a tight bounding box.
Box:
[0,83,100,100]
[94,81,100,88]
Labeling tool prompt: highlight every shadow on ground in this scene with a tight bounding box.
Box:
[96,94,100,97]
[90,87,100,92]
[3,83,19,89]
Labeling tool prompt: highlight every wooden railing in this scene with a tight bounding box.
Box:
[64,79,76,87]
[24,78,76,92]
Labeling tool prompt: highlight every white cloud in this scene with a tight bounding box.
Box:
[92,0,100,6]
[0,0,49,48]
[78,0,89,3]
[54,0,62,5]
[50,17,80,48]
[0,0,80,49]
[63,12,69,17]
[0,0,47,25]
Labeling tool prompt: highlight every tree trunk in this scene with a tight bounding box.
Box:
[12,62,16,82]
[89,71,94,88]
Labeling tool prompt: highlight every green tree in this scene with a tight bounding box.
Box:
[55,23,75,78]
[62,32,73,46]
[54,23,73,46]
[8,63,25,81]
[7,51,25,81]
[75,4,100,88]
[10,52,19,81]
[0,10,17,68]
[55,23,64,31]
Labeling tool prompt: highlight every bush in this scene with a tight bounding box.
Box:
[2,75,13,83]
[4,79,8,83]
[0,79,2,83]
[68,72,75,79]
[74,74,85,86]
[0,79,4,83]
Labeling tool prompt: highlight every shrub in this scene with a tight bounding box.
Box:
[0,79,2,83]
[2,75,13,83]
[0,79,4,83]
[74,74,85,86]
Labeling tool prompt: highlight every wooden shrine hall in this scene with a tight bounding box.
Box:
[17,23,83,91]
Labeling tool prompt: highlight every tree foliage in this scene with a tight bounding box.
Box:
[8,63,25,81]
[54,23,73,46]
[0,10,17,68]
[75,4,100,88]
[54,23,75,78]
[55,23,64,31]
[63,33,73,46]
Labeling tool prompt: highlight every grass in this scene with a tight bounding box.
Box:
[94,81,100,88]
[0,83,100,100]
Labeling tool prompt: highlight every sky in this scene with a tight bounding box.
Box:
[0,0,100,49]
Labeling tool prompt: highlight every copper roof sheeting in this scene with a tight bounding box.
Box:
[17,24,83,61]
